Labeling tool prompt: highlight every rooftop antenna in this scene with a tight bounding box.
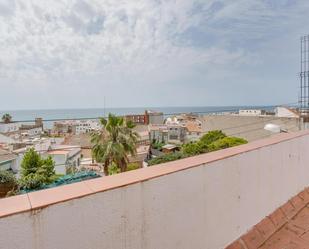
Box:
[300,35,309,128]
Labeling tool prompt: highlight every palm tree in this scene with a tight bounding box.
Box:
[91,114,139,176]
[1,113,12,123]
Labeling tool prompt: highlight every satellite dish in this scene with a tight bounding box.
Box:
[264,123,287,133]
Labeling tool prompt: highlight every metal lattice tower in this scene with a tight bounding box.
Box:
[300,35,309,121]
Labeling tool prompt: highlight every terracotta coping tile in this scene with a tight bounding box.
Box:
[241,227,264,249]
[1,130,309,218]
[0,194,31,218]
[225,240,246,249]
[298,190,309,203]
[28,182,93,209]
[269,208,287,229]
[280,201,297,219]
[256,217,276,241]
[290,196,306,212]
[226,187,309,249]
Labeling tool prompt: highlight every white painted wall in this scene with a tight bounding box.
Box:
[1,134,309,249]
[0,122,21,133]
[239,109,262,116]
[275,106,299,118]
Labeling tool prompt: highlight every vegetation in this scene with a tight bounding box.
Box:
[108,163,120,175]
[91,113,139,175]
[148,130,248,166]
[1,113,12,123]
[19,148,56,190]
[0,170,17,185]
[126,162,140,171]
[207,137,248,152]
[200,130,226,145]
[0,170,18,197]
[148,152,186,166]
[151,140,165,150]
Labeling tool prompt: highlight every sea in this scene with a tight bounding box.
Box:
[0,106,276,129]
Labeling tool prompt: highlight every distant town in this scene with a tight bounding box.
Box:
[0,106,300,181]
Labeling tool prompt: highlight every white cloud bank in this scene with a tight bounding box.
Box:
[0,0,308,109]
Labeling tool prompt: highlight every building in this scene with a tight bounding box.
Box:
[149,123,187,145]
[147,110,164,125]
[149,125,168,143]
[161,144,179,153]
[275,106,300,118]
[137,131,150,146]
[18,117,43,137]
[11,138,73,175]
[0,122,21,133]
[45,146,81,175]
[125,112,148,125]
[0,149,16,171]
[53,121,78,135]
[238,109,266,116]
[53,120,101,135]
[185,121,202,142]
[167,124,186,144]
[0,134,16,145]
[125,110,164,125]
[75,120,101,135]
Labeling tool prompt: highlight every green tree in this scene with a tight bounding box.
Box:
[19,148,56,190]
[91,114,139,175]
[199,130,226,145]
[148,152,186,166]
[208,137,248,152]
[182,142,204,156]
[1,113,12,123]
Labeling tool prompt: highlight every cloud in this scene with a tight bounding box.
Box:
[0,0,308,109]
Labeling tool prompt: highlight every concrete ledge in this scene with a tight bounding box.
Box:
[1,130,309,219]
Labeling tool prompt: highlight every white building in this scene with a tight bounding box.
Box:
[75,120,101,135]
[0,149,17,171]
[275,106,299,118]
[0,122,21,133]
[12,138,73,176]
[238,109,265,116]
[45,146,81,175]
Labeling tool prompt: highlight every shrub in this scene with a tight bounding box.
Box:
[151,141,165,150]
[208,137,248,152]
[127,162,140,171]
[182,142,205,156]
[148,152,186,166]
[19,148,56,190]
[0,170,17,185]
[0,170,18,197]
[199,130,226,145]
[149,130,247,166]
[108,163,120,175]
[19,173,46,190]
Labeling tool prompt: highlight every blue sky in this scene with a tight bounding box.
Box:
[0,0,308,110]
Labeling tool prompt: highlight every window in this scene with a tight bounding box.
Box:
[169,135,178,140]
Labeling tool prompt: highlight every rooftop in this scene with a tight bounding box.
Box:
[1,130,309,249]
[0,149,16,163]
[226,188,309,249]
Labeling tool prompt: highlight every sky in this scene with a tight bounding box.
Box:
[0,0,309,110]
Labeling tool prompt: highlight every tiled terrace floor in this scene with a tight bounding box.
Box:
[227,189,309,249]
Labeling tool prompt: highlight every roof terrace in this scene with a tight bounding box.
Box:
[1,130,309,249]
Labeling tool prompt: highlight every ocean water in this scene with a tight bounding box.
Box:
[0,106,274,129]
